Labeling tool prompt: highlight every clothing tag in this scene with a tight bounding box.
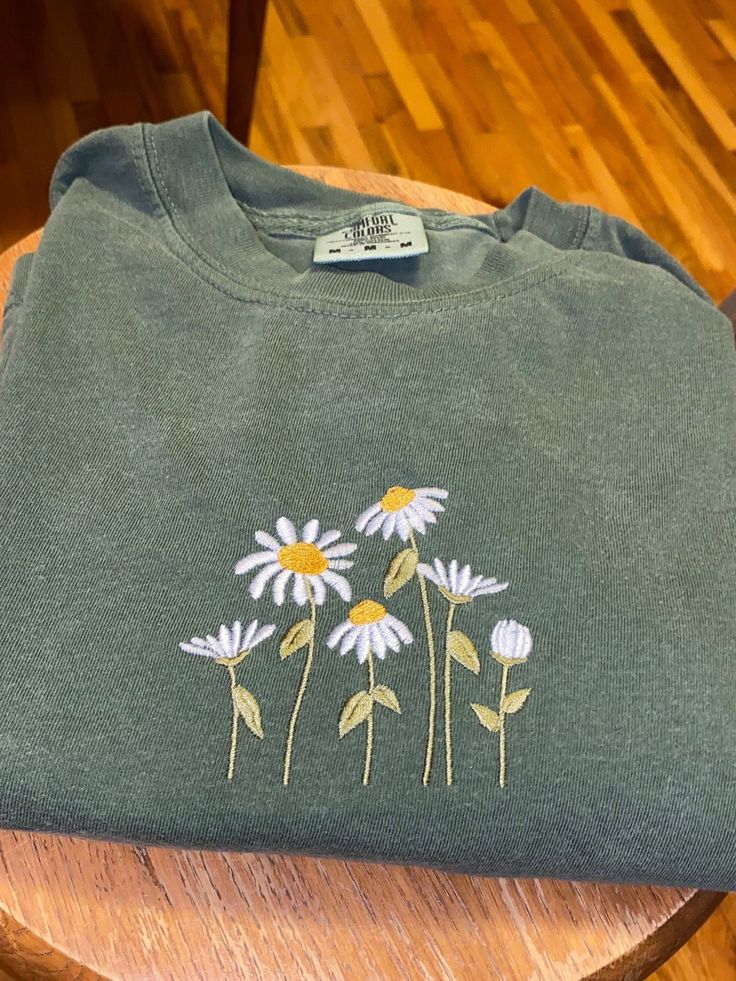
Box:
[313,211,429,264]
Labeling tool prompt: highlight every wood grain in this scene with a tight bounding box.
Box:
[1,0,736,307]
[0,831,723,981]
[0,169,727,979]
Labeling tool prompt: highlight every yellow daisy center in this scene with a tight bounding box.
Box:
[380,486,415,512]
[278,542,328,575]
[349,599,387,625]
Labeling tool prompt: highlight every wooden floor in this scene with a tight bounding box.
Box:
[1,0,735,977]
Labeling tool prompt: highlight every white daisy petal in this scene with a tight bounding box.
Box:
[316,529,342,549]
[235,551,276,575]
[379,620,402,652]
[217,623,232,657]
[276,516,298,544]
[404,504,426,534]
[395,512,411,541]
[230,620,242,654]
[381,513,396,540]
[255,530,281,550]
[364,511,387,536]
[321,569,351,602]
[456,564,472,594]
[292,575,309,606]
[385,614,412,645]
[249,562,282,599]
[340,626,360,655]
[302,518,320,543]
[205,634,226,657]
[326,620,352,648]
[414,487,449,499]
[468,574,485,594]
[416,562,436,584]
[249,623,277,648]
[474,580,509,596]
[180,642,217,657]
[240,619,257,649]
[321,543,358,559]
[356,629,371,664]
[416,497,446,514]
[309,574,327,605]
[370,623,387,660]
[328,559,354,571]
[448,559,459,593]
[356,502,382,532]
[271,569,292,606]
[432,558,448,586]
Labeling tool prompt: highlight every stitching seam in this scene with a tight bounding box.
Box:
[141,123,577,319]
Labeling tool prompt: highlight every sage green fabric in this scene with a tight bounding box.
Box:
[1,110,735,891]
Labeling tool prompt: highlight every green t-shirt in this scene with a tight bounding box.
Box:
[2,110,735,890]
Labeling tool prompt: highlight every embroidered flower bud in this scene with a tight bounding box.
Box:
[491,619,533,665]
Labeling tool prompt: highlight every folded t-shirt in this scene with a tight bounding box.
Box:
[1,109,735,891]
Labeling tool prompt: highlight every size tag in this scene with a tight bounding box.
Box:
[313,211,429,264]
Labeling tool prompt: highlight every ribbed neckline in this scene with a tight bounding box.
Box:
[141,110,590,316]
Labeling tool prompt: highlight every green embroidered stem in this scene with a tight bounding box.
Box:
[498,663,510,788]
[226,664,238,782]
[363,650,375,786]
[444,603,457,786]
[283,581,317,786]
[410,529,437,787]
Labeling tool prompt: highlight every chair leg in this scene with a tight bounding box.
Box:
[226,0,269,145]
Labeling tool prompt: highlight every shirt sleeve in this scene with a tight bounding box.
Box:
[582,205,714,306]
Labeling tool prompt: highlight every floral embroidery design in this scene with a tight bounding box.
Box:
[179,619,275,780]
[471,619,533,788]
[328,600,411,785]
[417,559,509,785]
[235,517,357,785]
[179,483,536,790]
[356,486,448,785]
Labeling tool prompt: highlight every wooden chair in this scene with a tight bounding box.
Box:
[226,0,269,144]
[0,167,726,981]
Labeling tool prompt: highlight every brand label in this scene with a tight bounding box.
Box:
[313,211,429,263]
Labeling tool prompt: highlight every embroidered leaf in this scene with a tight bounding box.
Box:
[447,630,480,673]
[233,686,264,739]
[471,703,501,733]
[371,685,401,714]
[384,548,418,598]
[339,691,373,738]
[280,619,314,659]
[502,688,531,714]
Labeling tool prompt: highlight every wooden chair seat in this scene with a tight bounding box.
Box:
[0,166,723,981]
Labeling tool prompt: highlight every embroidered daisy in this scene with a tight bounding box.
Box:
[179,619,276,781]
[355,483,448,786]
[355,486,449,542]
[235,517,357,606]
[416,558,509,604]
[331,600,410,787]
[326,599,413,663]
[179,619,276,662]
